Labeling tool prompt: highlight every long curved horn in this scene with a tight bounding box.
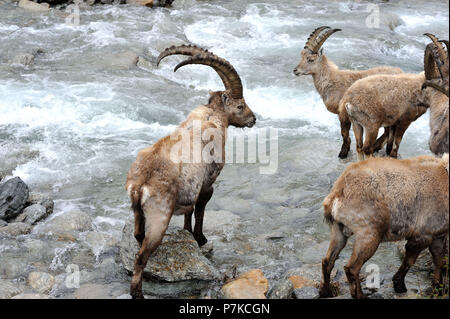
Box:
[158,45,243,99]
[424,43,441,80]
[308,28,342,53]
[424,34,449,79]
[157,45,232,90]
[425,33,448,63]
[304,26,330,51]
[174,53,243,99]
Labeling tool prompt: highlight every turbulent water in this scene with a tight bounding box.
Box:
[0,0,449,298]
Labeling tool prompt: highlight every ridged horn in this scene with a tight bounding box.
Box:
[422,81,449,97]
[305,27,342,53]
[158,45,243,99]
[304,26,330,51]
[424,43,441,80]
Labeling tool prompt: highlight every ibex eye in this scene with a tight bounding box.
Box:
[238,105,244,110]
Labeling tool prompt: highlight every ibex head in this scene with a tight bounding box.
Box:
[157,45,256,128]
[294,26,341,76]
[422,33,449,97]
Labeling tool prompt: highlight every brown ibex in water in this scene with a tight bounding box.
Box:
[125,45,256,299]
[293,26,403,159]
[421,34,449,155]
[320,154,449,299]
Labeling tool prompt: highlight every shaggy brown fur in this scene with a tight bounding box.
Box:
[126,46,256,299]
[294,27,403,159]
[341,72,427,160]
[320,154,449,299]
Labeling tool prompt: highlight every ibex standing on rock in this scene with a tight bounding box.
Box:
[421,34,449,155]
[320,154,449,299]
[125,45,256,299]
[293,26,403,159]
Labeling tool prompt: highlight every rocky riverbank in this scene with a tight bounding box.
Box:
[0,176,440,299]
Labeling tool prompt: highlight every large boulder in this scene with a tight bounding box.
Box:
[28,272,55,294]
[33,210,92,241]
[119,219,220,295]
[0,177,29,221]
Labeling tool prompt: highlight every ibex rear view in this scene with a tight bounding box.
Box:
[125,45,256,299]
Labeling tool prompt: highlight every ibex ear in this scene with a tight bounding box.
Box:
[221,92,230,106]
[209,90,215,97]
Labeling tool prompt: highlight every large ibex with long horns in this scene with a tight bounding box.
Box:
[421,34,449,155]
[125,45,256,299]
[293,26,403,159]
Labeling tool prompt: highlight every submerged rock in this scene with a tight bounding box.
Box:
[0,280,23,299]
[33,210,93,241]
[75,283,128,299]
[119,220,220,284]
[221,269,269,299]
[15,204,47,225]
[0,222,32,237]
[28,272,55,294]
[0,177,29,221]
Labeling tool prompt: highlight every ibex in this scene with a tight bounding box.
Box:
[125,45,256,299]
[320,154,449,299]
[421,34,449,155]
[293,26,403,159]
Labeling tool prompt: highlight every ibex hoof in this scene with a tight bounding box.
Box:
[130,290,144,299]
[338,149,349,159]
[194,233,208,247]
[393,280,407,293]
[319,283,334,298]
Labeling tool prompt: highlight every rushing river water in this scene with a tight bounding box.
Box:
[0,0,449,298]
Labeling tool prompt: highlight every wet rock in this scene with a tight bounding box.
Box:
[0,177,29,221]
[268,278,294,299]
[136,56,153,71]
[26,192,54,216]
[0,280,23,299]
[28,272,55,294]
[171,210,240,237]
[33,210,93,241]
[288,275,318,289]
[0,222,32,237]
[83,231,115,257]
[119,220,220,283]
[293,286,320,299]
[221,269,269,299]
[18,0,50,12]
[126,0,154,6]
[0,220,7,228]
[380,12,404,31]
[15,204,47,225]
[75,283,129,299]
[11,293,51,299]
[102,51,139,70]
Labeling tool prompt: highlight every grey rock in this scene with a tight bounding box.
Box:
[28,272,55,294]
[0,222,32,237]
[15,204,47,225]
[268,279,294,299]
[18,0,50,12]
[75,283,128,299]
[33,210,92,241]
[26,192,54,216]
[0,280,23,299]
[0,220,7,228]
[119,219,220,283]
[11,293,51,299]
[0,177,29,221]
[293,286,320,299]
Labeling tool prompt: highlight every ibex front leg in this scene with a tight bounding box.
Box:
[193,187,214,247]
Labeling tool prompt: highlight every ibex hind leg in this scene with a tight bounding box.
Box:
[344,230,381,299]
[130,187,175,299]
[338,112,351,159]
[428,236,447,294]
[320,223,348,298]
[193,187,214,247]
